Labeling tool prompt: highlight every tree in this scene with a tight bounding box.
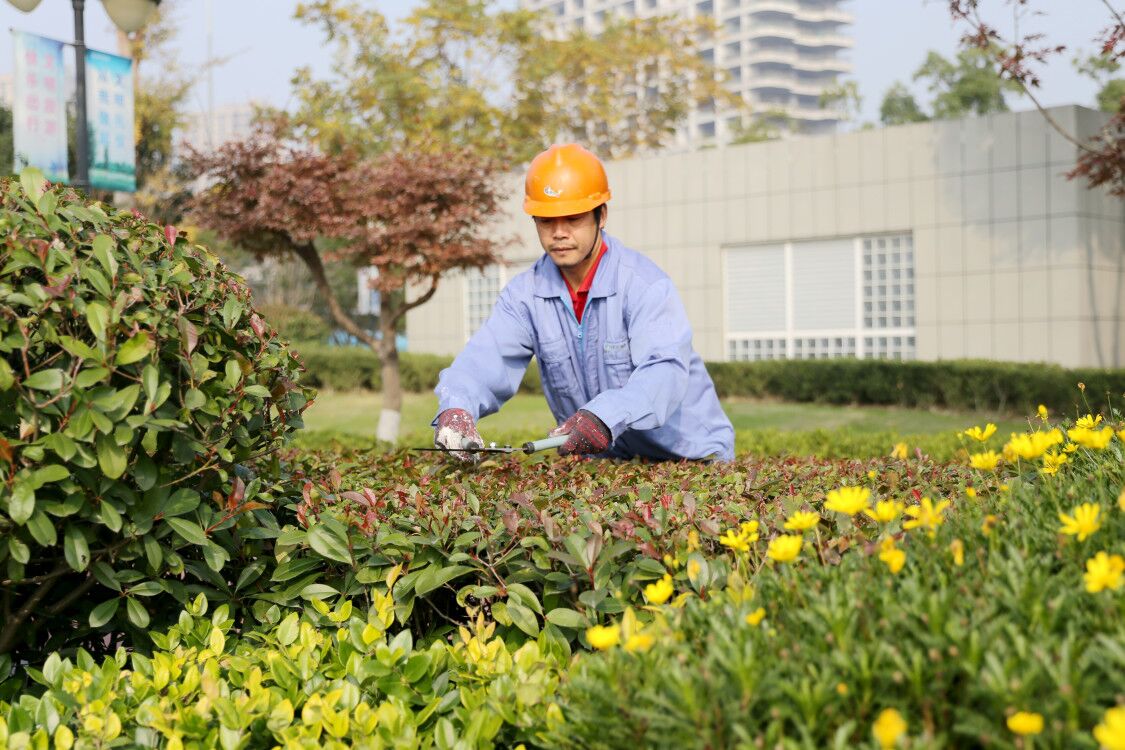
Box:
[728,109,791,144]
[188,134,508,442]
[879,82,930,125]
[1075,52,1125,113]
[288,0,741,163]
[0,105,12,176]
[819,80,863,123]
[948,0,1125,196]
[913,48,1023,119]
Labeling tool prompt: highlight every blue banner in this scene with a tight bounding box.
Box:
[85,49,136,192]
[11,30,69,183]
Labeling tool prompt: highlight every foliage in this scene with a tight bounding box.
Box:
[0,105,12,177]
[0,170,312,659]
[728,109,791,144]
[289,0,740,163]
[949,0,1125,196]
[0,592,564,749]
[879,82,930,126]
[1075,52,1125,114]
[819,80,864,123]
[912,48,1023,119]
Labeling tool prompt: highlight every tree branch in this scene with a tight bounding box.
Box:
[388,274,440,330]
[0,563,64,654]
[44,575,98,617]
[292,242,381,352]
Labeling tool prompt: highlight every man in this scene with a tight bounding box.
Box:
[433,143,734,462]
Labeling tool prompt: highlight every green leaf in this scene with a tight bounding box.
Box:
[545,607,587,629]
[31,464,69,488]
[75,367,110,388]
[307,519,352,565]
[236,559,267,592]
[23,368,64,391]
[115,332,154,366]
[202,541,230,572]
[506,602,539,637]
[89,598,120,628]
[98,501,123,532]
[183,388,206,410]
[163,488,200,517]
[224,359,241,388]
[0,359,15,391]
[506,582,542,614]
[96,434,128,479]
[92,561,121,592]
[128,581,164,597]
[64,525,90,571]
[166,517,209,546]
[85,302,110,341]
[26,511,57,547]
[276,613,299,646]
[142,364,159,400]
[300,583,339,600]
[126,597,150,628]
[134,455,157,491]
[20,167,46,203]
[8,536,30,564]
[415,565,474,596]
[91,234,119,277]
[8,482,35,525]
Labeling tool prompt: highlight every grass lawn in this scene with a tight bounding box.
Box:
[300,390,1032,444]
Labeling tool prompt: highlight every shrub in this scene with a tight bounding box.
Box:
[256,303,331,343]
[0,171,313,659]
[1,592,564,749]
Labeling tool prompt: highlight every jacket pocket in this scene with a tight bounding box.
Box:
[538,337,579,396]
[602,337,633,389]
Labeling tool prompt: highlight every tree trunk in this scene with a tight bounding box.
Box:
[376,291,402,443]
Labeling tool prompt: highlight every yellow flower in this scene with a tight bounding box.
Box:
[1084,551,1125,593]
[878,539,906,574]
[835,682,848,696]
[824,486,871,516]
[981,514,998,536]
[1076,413,1103,429]
[718,529,750,553]
[745,607,766,626]
[687,559,701,580]
[1005,429,1064,460]
[1093,705,1125,750]
[739,520,760,542]
[963,423,997,442]
[643,575,674,606]
[969,451,1002,471]
[1117,429,1125,444]
[903,497,951,537]
[586,624,619,650]
[783,511,820,532]
[867,469,877,480]
[891,442,909,460]
[623,632,655,653]
[1063,442,1079,454]
[686,529,700,552]
[950,538,965,566]
[1068,426,1114,450]
[872,708,907,749]
[1007,711,1044,736]
[864,499,904,524]
[965,487,977,499]
[1040,451,1068,476]
[766,535,803,563]
[1037,404,1049,421]
[1058,503,1101,541]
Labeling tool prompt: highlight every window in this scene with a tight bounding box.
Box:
[463,260,536,340]
[698,121,717,138]
[726,66,742,82]
[724,234,916,361]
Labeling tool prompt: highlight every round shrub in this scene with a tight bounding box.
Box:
[256,303,330,343]
[0,170,313,660]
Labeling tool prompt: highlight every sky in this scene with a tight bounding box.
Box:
[0,0,1110,126]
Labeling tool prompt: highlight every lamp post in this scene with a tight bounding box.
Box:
[6,0,160,190]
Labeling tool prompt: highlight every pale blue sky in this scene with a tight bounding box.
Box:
[0,0,1108,126]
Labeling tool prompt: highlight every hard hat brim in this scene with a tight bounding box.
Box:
[523,191,610,218]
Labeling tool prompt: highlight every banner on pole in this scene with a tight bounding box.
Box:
[12,30,69,183]
[85,49,136,192]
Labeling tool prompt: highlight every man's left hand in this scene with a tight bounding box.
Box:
[550,409,611,456]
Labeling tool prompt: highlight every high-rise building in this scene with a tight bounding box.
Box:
[519,0,852,147]
[175,102,261,156]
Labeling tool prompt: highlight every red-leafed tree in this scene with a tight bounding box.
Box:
[948,0,1125,196]
[188,134,508,442]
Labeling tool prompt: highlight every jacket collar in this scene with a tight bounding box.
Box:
[533,232,620,300]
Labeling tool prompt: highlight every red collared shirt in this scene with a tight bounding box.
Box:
[563,240,607,324]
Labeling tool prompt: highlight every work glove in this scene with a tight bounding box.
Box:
[434,408,483,463]
[550,409,611,456]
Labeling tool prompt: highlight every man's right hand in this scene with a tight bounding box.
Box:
[434,408,484,463]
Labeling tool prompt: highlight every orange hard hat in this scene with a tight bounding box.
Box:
[523,143,611,217]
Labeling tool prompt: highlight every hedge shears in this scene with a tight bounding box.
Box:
[413,435,568,455]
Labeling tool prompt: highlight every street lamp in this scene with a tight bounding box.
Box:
[5,0,160,189]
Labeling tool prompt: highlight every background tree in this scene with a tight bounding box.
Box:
[879,82,930,125]
[913,48,1024,118]
[819,79,864,123]
[948,0,1125,196]
[289,0,741,163]
[729,109,791,144]
[0,105,12,176]
[1075,52,1125,113]
[188,134,508,442]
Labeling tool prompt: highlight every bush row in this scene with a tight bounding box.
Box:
[293,345,1123,417]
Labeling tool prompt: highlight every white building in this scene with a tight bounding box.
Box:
[519,0,852,147]
[407,106,1125,369]
[175,102,260,155]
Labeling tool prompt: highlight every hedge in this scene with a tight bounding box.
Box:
[291,344,1122,417]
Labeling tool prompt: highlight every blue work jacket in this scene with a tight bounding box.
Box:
[434,233,735,461]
